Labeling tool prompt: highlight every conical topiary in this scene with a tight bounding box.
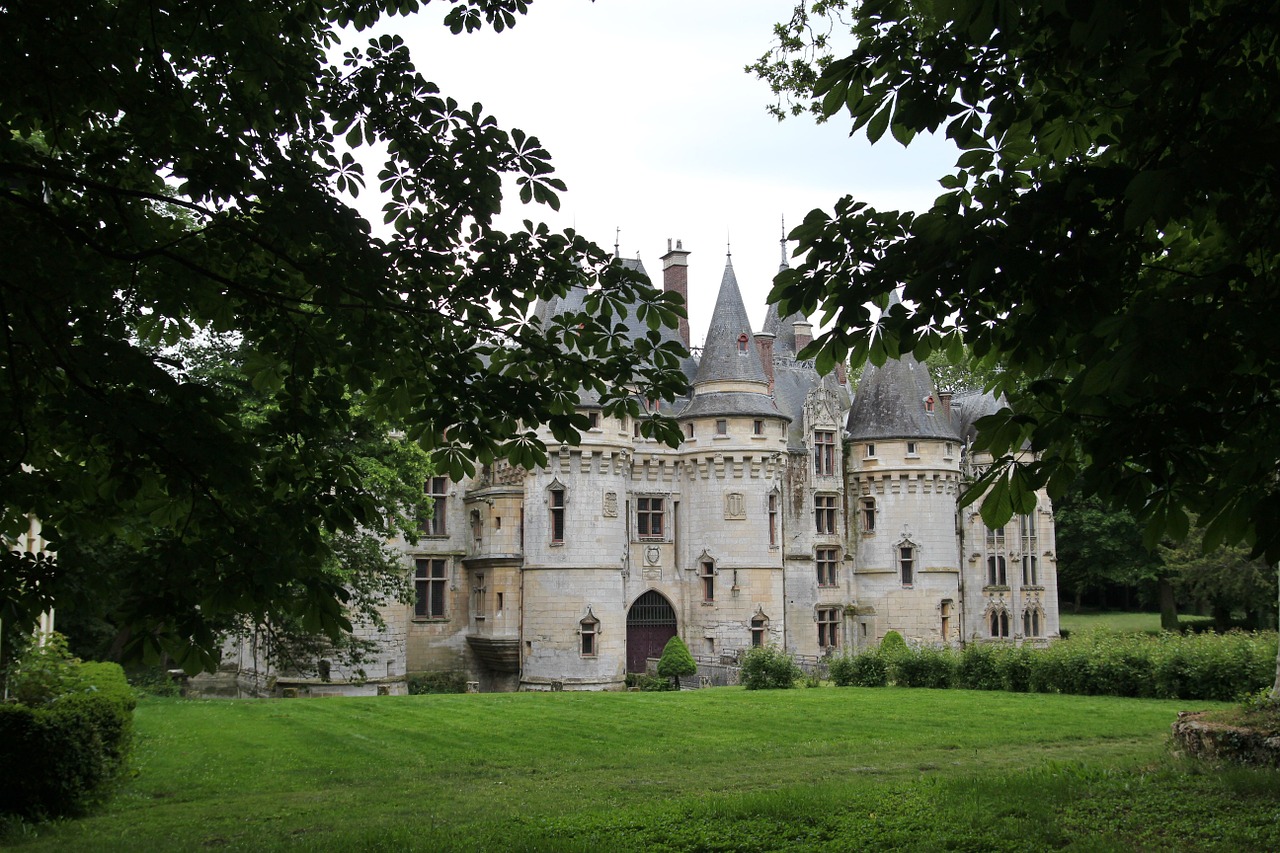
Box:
[656,635,697,689]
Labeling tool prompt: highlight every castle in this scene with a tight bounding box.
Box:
[207,238,1059,696]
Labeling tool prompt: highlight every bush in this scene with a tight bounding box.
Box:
[0,650,134,818]
[407,671,467,694]
[4,633,85,706]
[656,636,697,688]
[879,631,908,657]
[890,647,956,689]
[829,652,889,687]
[956,644,1003,691]
[625,673,673,691]
[740,646,801,690]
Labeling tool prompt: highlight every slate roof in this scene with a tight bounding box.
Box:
[951,388,1007,444]
[692,258,768,387]
[845,352,962,441]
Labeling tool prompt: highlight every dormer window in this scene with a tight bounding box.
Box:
[737,333,749,353]
[925,396,935,413]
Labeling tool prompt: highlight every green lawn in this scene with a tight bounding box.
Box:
[10,689,1280,851]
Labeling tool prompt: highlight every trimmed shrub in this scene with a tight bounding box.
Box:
[891,647,956,689]
[740,646,801,690]
[625,673,673,691]
[407,671,467,694]
[0,654,134,818]
[656,636,697,688]
[830,652,889,687]
[879,631,908,657]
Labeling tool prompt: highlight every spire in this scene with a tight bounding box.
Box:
[779,215,788,272]
[693,258,767,387]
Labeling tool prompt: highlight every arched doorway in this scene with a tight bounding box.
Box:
[626,590,677,673]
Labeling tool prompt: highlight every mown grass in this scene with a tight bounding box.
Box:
[1059,610,1218,635]
[8,689,1279,851]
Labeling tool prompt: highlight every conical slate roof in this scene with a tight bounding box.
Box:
[693,257,768,387]
[845,352,961,441]
[762,302,806,356]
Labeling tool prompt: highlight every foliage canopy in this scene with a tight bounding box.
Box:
[755,0,1280,559]
[0,0,687,669]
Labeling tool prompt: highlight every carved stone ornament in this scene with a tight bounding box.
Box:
[725,492,746,520]
[603,491,618,517]
[644,545,661,567]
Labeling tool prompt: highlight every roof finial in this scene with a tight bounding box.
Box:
[614,226,620,259]
[779,215,788,268]
[726,231,732,262]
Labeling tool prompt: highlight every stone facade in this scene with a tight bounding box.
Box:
[392,242,1060,692]
[205,239,1060,695]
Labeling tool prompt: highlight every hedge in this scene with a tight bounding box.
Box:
[0,661,135,818]
[830,631,1277,702]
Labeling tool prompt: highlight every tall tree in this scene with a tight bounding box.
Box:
[1161,526,1279,631]
[754,0,1280,691]
[0,1,688,670]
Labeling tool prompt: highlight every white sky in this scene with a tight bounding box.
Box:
[356,0,957,344]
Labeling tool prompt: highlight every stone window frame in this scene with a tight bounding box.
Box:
[750,609,769,648]
[814,429,837,476]
[940,599,954,642]
[987,555,1008,586]
[699,557,717,603]
[579,608,600,657]
[752,419,765,436]
[860,496,876,533]
[636,495,666,541]
[897,538,918,587]
[547,480,567,546]
[814,493,838,535]
[816,606,841,651]
[1022,605,1043,638]
[816,546,839,588]
[767,490,779,547]
[421,476,450,537]
[413,557,449,621]
[715,418,728,436]
[989,605,1011,639]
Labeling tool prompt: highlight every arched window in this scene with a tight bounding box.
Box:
[1023,607,1042,638]
[737,333,750,353]
[989,608,1010,639]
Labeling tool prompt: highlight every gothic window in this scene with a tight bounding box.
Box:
[1023,607,1042,638]
[700,560,716,602]
[580,614,599,657]
[860,497,876,532]
[421,476,449,536]
[986,523,1006,549]
[814,430,836,475]
[767,492,779,546]
[1020,509,1039,584]
[940,599,953,642]
[413,558,447,619]
[990,608,1010,639]
[814,494,837,535]
[750,615,767,648]
[899,544,915,586]
[987,555,1007,586]
[549,487,566,544]
[817,607,840,650]
[638,497,665,540]
[816,547,838,587]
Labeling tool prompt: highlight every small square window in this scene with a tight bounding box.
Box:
[716,419,728,435]
[865,443,876,458]
[588,412,600,429]
[753,420,764,435]
[906,441,918,456]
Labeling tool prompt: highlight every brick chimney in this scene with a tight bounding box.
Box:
[939,390,953,419]
[660,238,691,348]
[755,332,776,393]
[792,318,814,353]
[835,361,847,386]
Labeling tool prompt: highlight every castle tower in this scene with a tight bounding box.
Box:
[844,311,964,649]
[670,255,790,658]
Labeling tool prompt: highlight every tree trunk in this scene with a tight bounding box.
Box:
[1158,578,1179,631]
[1273,563,1279,696]
[1073,588,1083,614]
[1212,602,1231,633]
